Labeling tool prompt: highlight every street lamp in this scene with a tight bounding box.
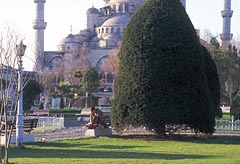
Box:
[85,91,88,109]
[16,41,26,148]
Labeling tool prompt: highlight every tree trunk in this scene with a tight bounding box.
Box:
[154,124,166,137]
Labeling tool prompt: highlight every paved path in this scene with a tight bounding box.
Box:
[34,120,87,142]
[34,120,240,142]
[34,126,87,142]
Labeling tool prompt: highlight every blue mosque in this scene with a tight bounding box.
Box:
[33,0,234,94]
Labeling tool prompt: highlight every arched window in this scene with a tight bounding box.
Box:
[106,28,109,33]
[118,6,122,12]
[99,87,104,92]
[107,88,113,92]
[102,28,104,33]
[117,28,120,33]
[113,5,116,12]
[98,29,100,34]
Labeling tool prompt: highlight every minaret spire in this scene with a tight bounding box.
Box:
[33,0,47,71]
[220,0,233,48]
[180,0,186,8]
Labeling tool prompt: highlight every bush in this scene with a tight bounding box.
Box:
[111,0,216,135]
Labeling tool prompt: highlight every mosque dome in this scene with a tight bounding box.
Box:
[102,33,121,40]
[86,7,100,15]
[109,0,134,3]
[58,34,75,46]
[101,15,130,27]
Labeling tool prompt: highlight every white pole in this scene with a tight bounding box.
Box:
[16,41,26,148]
[16,56,24,147]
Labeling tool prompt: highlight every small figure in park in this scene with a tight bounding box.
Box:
[82,107,105,129]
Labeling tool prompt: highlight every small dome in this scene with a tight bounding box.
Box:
[86,7,100,15]
[65,34,75,43]
[59,34,75,45]
[101,15,130,27]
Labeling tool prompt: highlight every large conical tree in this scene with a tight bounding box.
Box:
[111,0,216,135]
[201,46,221,118]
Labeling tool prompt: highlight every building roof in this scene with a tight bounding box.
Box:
[102,33,121,40]
[109,0,134,4]
[101,15,130,27]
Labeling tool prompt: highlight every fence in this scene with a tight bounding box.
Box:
[119,119,240,135]
[26,116,64,132]
[215,119,240,131]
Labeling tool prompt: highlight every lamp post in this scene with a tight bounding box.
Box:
[16,41,26,148]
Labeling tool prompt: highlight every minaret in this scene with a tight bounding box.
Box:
[33,0,47,71]
[180,0,186,8]
[220,0,233,48]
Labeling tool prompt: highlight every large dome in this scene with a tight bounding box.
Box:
[109,0,135,3]
[101,15,130,27]
[102,33,121,40]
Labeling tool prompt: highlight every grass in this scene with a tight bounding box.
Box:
[222,113,231,120]
[64,115,79,121]
[50,108,81,113]
[5,135,240,164]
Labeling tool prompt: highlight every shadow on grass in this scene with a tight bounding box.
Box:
[87,145,147,149]
[25,141,144,150]
[27,142,90,148]
[193,136,240,145]
[113,134,240,145]
[10,148,214,160]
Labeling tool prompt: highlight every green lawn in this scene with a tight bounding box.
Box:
[7,135,240,164]
[222,113,231,120]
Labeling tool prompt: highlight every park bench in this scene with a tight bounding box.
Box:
[27,109,50,117]
[1,118,38,134]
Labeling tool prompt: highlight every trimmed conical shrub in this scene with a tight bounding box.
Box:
[111,0,216,135]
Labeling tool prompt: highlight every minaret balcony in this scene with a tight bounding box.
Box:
[221,10,233,17]
[33,21,47,29]
[220,33,233,41]
[34,0,46,3]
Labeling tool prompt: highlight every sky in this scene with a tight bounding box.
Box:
[0,0,240,70]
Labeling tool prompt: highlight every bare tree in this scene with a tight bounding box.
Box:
[0,24,30,163]
[63,42,91,84]
[101,43,120,81]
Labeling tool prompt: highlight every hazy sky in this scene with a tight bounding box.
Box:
[0,0,240,69]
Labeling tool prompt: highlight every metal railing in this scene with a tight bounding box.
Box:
[26,116,64,132]
[215,119,240,131]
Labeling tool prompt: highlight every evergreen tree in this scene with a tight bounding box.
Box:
[111,0,215,135]
[23,79,43,112]
[230,90,240,120]
[201,46,221,118]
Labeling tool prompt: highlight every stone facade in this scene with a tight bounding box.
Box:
[35,0,186,70]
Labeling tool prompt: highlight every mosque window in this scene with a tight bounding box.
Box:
[106,28,109,33]
[102,28,104,33]
[117,28,120,33]
[125,4,128,12]
[111,28,114,33]
[113,5,116,12]
[118,6,122,12]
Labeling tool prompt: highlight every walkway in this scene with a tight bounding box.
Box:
[34,126,87,142]
[34,120,240,142]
